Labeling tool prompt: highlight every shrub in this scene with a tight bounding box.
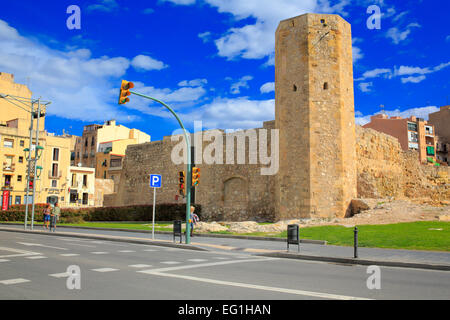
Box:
[0,203,202,223]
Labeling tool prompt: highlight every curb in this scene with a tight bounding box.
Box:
[0,223,327,245]
[0,227,207,252]
[258,252,450,272]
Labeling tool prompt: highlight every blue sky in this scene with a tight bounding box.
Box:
[0,0,448,141]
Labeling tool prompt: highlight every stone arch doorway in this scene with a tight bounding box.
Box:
[223,176,248,210]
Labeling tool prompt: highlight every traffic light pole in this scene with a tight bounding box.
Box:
[129,91,193,244]
[30,98,41,230]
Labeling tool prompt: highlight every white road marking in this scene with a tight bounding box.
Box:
[91,252,109,255]
[60,254,80,257]
[128,264,152,268]
[0,278,31,285]
[0,246,41,258]
[142,249,158,252]
[118,250,136,253]
[147,271,371,300]
[213,257,229,260]
[49,272,70,278]
[187,259,208,262]
[91,268,119,272]
[64,243,96,248]
[0,259,10,262]
[160,261,181,265]
[17,242,68,251]
[140,258,276,274]
[25,256,47,259]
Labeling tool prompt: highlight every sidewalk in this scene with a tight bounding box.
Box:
[1,223,449,271]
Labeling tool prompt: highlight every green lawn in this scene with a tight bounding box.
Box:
[2,220,449,252]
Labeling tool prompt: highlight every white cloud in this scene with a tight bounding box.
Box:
[230,75,253,94]
[160,0,196,5]
[386,23,421,44]
[178,79,208,87]
[87,0,119,12]
[185,97,275,130]
[260,82,275,93]
[401,75,426,84]
[358,82,373,93]
[131,55,168,71]
[198,32,212,43]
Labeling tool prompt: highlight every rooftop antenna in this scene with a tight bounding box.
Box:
[380,104,386,115]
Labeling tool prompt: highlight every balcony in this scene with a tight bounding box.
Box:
[48,170,62,179]
[2,183,13,191]
[2,162,15,172]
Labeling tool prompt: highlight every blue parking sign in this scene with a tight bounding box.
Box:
[150,174,162,188]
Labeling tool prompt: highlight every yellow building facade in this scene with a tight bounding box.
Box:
[0,72,73,208]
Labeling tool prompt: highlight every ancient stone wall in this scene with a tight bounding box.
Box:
[356,126,449,204]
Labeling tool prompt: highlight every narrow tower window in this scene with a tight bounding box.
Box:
[293,84,297,92]
[323,82,329,90]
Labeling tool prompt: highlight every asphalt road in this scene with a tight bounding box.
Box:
[0,231,449,300]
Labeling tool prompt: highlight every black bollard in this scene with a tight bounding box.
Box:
[354,226,358,258]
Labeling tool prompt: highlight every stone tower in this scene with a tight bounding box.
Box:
[275,14,357,219]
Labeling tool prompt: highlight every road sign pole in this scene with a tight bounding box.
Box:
[152,187,156,240]
[131,91,192,244]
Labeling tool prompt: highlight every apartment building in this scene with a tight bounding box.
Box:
[363,114,437,164]
[428,106,450,165]
[72,120,150,192]
[65,166,96,207]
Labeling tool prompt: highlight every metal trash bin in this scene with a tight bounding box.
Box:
[287,224,300,252]
[173,220,182,243]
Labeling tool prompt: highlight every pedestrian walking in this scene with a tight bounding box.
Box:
[43,204,51,230]
[189,206,200,237]
[50,202,60,232]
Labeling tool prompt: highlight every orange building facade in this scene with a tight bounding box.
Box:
[363,114,437,164]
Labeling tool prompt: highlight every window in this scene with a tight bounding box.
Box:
[15,196,21,205]
[17,175,22,182]
[71,174,77,187]
[82,193,88,205]
[83,175,88,187]
[19,156,23,163]
[91,137,95,146]
[51,163,59,177]
[407,122,417,131]
[20,140,24,147]
[408,131,418,143]
[51,180,57,188]
[4,175,12,187]
[426,146,435,155]
[70,191,78,203]
[323,82,328,90]
[3,139,13,148]
[85,138,88,147]
[53,148,59,161]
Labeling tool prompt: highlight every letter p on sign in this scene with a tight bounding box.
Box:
[150,174,162,188]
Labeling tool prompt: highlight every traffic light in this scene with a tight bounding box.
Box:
[192,167,200,187]
[28,178,34,190]
[178,171,185,196]
[118,80,134,105]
